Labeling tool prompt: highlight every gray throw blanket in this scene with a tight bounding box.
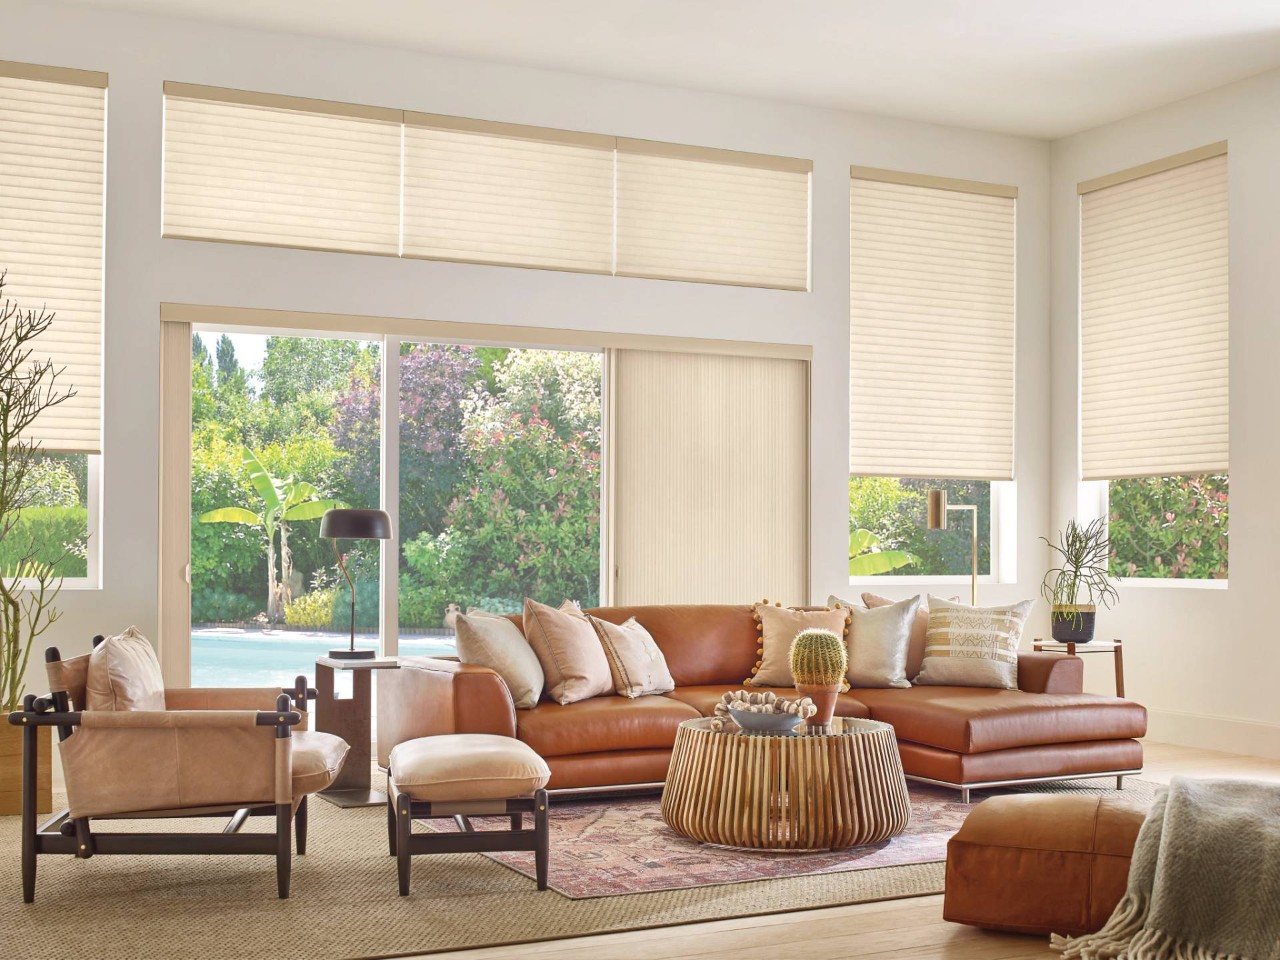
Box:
[1053,777,1280,960]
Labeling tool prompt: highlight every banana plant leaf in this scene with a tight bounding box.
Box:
[848,527,916,576]
[198,506,261,526]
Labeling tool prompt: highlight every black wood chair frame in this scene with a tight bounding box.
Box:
[387,774,550,895]
[6,643,318,903]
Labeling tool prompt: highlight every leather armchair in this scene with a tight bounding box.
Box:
[7,642,349,903]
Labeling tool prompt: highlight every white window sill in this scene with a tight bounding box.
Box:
[1115,577,1227,590]
[14,578,101,591]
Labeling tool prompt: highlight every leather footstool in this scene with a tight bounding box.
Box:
[387,734,552,895]
[944,793,1149,936]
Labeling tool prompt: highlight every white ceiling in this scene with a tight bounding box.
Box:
[70,0,1280,138]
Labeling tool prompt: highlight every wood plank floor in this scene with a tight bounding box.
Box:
[411,742,1280,960]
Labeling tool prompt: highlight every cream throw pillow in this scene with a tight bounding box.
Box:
[589,616,675,698]
[914,595,1035,690]
[523,598,613,705]
[845,595,919,688]
[863,592,960,680]
[748,603,850,687]
[455,613,545,709]
[86,626,166,711]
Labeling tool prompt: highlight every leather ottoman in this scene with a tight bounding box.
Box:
[943,793,1149,936]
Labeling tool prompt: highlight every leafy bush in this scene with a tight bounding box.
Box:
[330,580,380,630]
[284,587,337,627]
[0,507,87,578]
[190,588,259,624]
[20,457,82,508]
[1108,474,1228,579]
[848,476,991,576]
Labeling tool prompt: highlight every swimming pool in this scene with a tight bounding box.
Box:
[191,629,457,689]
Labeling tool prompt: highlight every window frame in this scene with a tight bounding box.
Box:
[845,478,1016,588]
[1077,478,1229,589]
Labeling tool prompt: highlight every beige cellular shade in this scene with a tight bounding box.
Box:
[849,176,1016,480]
[403,116,614,273]
[610,349,809,604]
[616,141,811,290]
[162,90,401,254]
[0,70,105,454]
[1080,151,1228,480]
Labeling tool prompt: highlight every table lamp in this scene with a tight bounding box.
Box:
[926,489,978,606]
[320,508,393,660]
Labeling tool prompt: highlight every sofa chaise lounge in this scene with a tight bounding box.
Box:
[378,604,1147,801]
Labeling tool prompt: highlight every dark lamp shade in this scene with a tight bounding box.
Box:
[320,508,393,540]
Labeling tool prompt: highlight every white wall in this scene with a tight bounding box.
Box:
[2,1,1053,701]
[1051,69,1280,759]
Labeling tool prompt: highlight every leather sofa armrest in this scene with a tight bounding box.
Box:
[376,656,517,766]
[1017,652,1084,694]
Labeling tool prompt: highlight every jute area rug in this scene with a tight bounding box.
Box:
[0,777,1157,960]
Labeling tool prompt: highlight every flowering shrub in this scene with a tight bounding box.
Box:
[1107,474,1228,579]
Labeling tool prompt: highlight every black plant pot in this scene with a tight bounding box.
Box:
[1051,606,1096,643]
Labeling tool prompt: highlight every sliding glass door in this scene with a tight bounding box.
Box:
[186,326,602,684]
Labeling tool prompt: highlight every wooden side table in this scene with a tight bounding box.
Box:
[315,656,399,808]
[1032,639,1124,697]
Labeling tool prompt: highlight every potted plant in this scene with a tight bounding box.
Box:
[1,273,73,814]
[1041,518,1119,643]
[790,627,847,730]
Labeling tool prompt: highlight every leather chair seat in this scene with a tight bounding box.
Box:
[516,695,700,757]
[291,731,351,799]
[854,686,1148,754]
[944,793,1149,935]
[663,685,872,719]
[390,734,551,803]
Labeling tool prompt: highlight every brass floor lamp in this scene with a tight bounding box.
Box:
[926,489,978,605]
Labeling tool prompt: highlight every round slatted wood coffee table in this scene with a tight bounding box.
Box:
[661,716,911,850]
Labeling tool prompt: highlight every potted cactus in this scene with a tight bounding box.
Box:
[790,628,847,730]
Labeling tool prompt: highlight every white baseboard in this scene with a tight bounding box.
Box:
[1145,708,1280,761]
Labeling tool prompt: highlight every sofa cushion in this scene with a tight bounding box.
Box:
[390,734,550,802]
[523,598,613,705]
[914,596,1035,690]
[455,612,545,710]
[291,731,351,799]
[749,603,850,687]
[86,626,166,711]
[853,686,1148,754]
[585,605,759,687]
[664,685,871,719]
[516,695,700,757]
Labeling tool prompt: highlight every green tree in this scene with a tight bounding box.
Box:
[261,337,368,406]
[198,447,345,621]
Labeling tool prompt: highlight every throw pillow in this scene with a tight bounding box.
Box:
[523,598,613,704]
[827,593,868,613]
[914,595,1035,690]
[863,591,959,680]
[589,616,675,698]
[845,595,920,688]
[747,602,850,687]
[454,613,546,709]
[86,626,166,711]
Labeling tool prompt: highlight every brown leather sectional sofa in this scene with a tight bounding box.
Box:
[378,604,1148,800]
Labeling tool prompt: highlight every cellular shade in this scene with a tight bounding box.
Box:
[611,349,809,604]
[849,170,1017,480]
[162,84,401,255]
[616,141,811,290]
[0,64,106,454]
[1079,147,1228,480]
[403,115,614,273]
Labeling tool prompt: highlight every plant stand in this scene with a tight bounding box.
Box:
[1032,638,1124,697]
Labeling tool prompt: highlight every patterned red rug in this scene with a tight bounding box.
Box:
[427,782,976,899]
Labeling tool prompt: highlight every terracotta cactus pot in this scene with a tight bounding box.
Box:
[795,682,839,731]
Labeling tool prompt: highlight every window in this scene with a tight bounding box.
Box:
[848,168,1016,580]
[848,477,991,577]
[162,83,812,289]
[1079,144,1228,580]
[0,62,107,587]
[397,345,602,644]
[189,331,382,687]
[1107,475,1228,580]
